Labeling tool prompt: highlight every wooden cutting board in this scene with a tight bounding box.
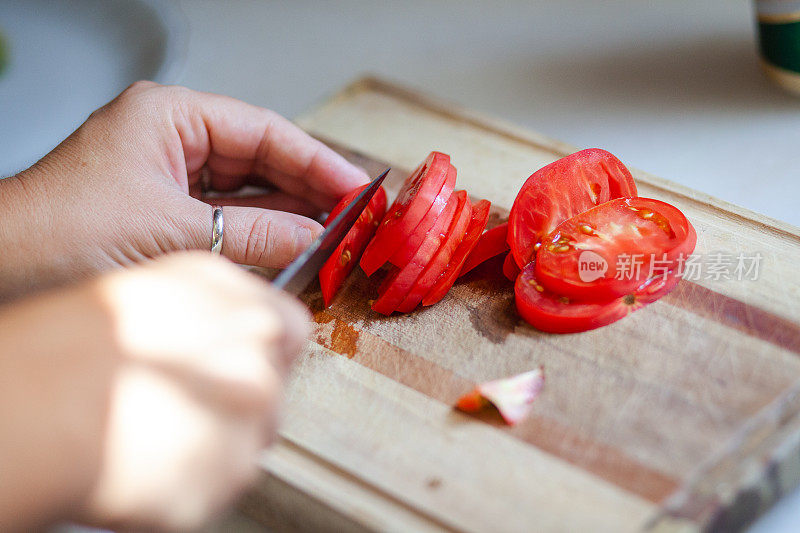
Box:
[239,77,800,532]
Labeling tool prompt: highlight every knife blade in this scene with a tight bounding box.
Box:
[272,168,390,295]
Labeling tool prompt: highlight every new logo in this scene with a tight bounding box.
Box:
[578,250,608,282]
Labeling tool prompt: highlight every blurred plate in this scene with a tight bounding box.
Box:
[0,0,186,176]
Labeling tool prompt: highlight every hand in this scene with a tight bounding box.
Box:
[0,81,368,299]
[0,252,309,531]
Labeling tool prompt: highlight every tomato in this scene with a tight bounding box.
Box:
[319,185,387,307]
[389,164,457,267]
[515,262,682,333]
[360,152,452,276]
[535,197,696,300]
[395,192,472,313]
[421,199,492,307]
[458,222,510,277]
[371,190,461,315]
[502,251,520,281]
[508,149,637,268]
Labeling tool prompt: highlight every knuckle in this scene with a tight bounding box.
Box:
[159,83,193,101]
[117,82,193,114]
[118,80,161,106]
[126,79,159,92]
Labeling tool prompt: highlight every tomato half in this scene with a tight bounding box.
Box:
[508,149,637,268]
[319,185,387,307]
[458,222,510,277]
[421,199,492,307]
[535,197,696,300]
[371,190,461,315]
[395,191,472,313]
[502,251,520,281]
[360,152,451,276]
[515,263,682,333]
[389,163,456,267]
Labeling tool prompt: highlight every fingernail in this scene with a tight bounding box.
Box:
[334,154,369,184]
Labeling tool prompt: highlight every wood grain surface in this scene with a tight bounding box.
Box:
[241,77,800,532]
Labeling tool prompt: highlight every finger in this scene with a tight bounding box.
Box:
[200,166,333,211]
[217,205,323,269]
[173,89,369,202]
[209,172,246,192]
[247,168,339,211]
[202,192,323,219]
[257,283,312,373]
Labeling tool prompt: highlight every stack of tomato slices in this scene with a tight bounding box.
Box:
[319,151,491,314]
[318,149,696,333]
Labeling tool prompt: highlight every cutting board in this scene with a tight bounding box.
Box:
[239,77,800,532]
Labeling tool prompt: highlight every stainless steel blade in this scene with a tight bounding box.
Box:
[272,168,390,295]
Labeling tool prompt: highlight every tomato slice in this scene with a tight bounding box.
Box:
[535,197,696,300]
[389,164,457,267]
[371,190,461,315]
[395,191,472,313]
[421,199,492,307]
[508,149,637,268]
[502,251,521,281]
[360,152,451,276]
[458,222,510,277]
[515,263,682,333]
[319,185,387,307]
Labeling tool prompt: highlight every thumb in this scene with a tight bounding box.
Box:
[200,204,323,269]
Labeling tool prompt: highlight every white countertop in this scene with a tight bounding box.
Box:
[175,1,800,530]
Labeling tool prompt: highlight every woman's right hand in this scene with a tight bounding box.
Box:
[0,252,309,532]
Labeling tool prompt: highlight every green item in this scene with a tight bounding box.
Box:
[759,20,800,75]
[0,30,8,77]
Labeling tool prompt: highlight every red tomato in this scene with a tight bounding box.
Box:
[502,251,520,281]
[371,191,461,315]
[535,197,696,300]
[421,199,492,307]
[360,152,452,276]
[458,222,510,277]
[389,164,457,267]
[395,191,472,313]
[515,263,682,333]
[319,185,387,307]
[508,149,637,268]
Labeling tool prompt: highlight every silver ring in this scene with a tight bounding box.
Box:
[211,205,224,254]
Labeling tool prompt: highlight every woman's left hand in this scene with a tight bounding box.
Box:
[0,81,369,298]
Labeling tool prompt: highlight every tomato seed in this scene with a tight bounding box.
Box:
[339,250,351,265]
[527,280,544,292]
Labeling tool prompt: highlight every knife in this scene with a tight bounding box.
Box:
[272,168,390,295]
